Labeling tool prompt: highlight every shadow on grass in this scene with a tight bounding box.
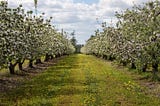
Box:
[0,55,84,105]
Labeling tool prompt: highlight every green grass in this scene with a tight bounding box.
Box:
[0,54,160,106]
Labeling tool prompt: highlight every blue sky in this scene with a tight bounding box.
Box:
[6,0,151,44]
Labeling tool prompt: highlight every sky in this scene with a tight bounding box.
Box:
[3,0,152,44]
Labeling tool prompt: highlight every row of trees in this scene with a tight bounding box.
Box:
[82,1,160,77]
[0,1,75,74]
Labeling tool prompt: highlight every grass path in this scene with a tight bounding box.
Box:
[0,54,160,106]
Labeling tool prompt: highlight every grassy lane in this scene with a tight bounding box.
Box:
[0,54,160,106]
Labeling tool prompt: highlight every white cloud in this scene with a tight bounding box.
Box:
[5,0,152,44]
[124,0,152,6]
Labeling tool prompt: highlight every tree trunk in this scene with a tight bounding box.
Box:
[9,64,15,74]
[9,62,17,74]
[55,54,60,58]
[142,64,147,72]
[131,62,136,69]
[18,62,23,71]
[29,59,34,68]
[50,55,54,60]
[58,53,61,57]
[109,55,115,61]
[152,63,158,75]
[35,58,42,64]
[103,55,108,60]
[121,61,127,66]
[44,54,50,62]
[18,59,25,71]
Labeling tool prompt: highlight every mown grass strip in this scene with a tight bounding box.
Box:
[0,54,160,106]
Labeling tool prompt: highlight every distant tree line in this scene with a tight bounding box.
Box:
[70,31,84,53]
